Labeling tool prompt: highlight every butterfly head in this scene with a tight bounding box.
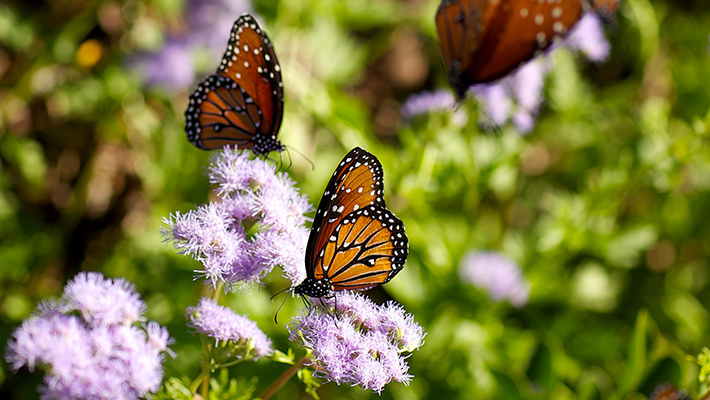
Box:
[294,277,332,298]
[252,133,285,155]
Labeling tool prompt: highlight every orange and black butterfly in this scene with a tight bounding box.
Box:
[294,147,408,298]
[436,0,617,99]
[185,14,284,154]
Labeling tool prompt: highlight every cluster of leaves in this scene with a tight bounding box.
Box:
[1,0,710,399]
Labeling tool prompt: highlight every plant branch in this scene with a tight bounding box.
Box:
[258,356,312,400]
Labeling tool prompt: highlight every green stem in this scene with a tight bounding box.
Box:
[190,285,222,397]
[188,365,211,394]
[258,356,311,400]
[192,335,214,396]
[215,358,244,369]
[213,283,223,302]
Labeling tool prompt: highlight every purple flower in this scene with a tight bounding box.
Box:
[163,148,312,289]
[131,40,195,89]
[459,251,530,307]
[5,272,172,400]
[510,59,548,112]
[130,0,252,88]
[63,271,146,326]
[565,13,611,63]
[289,292,425,393]
[472,83,513,126]
[400,89,456,119]
[471,58,548,134]
[250,226,309,286]
[185,297,272,360]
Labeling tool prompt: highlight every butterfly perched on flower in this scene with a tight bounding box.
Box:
[436,0,613,99]
[294,148,408,298]
[185,14,285,154]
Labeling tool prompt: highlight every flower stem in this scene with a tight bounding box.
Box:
[258,356,311,400]
[188,365,211,394]
[191,335,214,396]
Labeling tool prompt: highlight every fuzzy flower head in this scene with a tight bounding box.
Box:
[163,148,312,289]
[289,292,425,393]
[186,297,272,361]
[459,251,531,307]
[401,89,456,119]
[400,89,468,128]
[63,271,146,326]
[564,12,611,63]
[5,272,172,400]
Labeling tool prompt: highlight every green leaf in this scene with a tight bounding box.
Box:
[270,349,296,365]
[619,309,649,396]
[297,367,322,400]
[491,370,523,400]
[527,344,554,390]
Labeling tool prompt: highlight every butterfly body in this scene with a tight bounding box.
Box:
[436,0,592,99]
[185,14,285,153]
[294,148,408,298]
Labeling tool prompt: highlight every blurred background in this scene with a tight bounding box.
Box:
[1,0,710,399]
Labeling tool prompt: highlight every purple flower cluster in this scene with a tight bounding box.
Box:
[289,292,425,393]
[459,251,531,307]
[130,0,252,88]
[563,12,612,63]
[5,272,172,400]
[399,88,469,127]
[163,148,311,289]
[186,297,272,360]
[400,89,455,119]
[472,12,610,133]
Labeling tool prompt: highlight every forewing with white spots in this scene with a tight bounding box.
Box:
[217,14,283,137]
[184,14,284,154]
[304,147,387,279]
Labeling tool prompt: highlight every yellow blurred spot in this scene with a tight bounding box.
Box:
[76,39,103,67]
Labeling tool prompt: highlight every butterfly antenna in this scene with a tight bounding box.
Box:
[332,294,340,328]
[276,151,285,172]
[300,295,313,312]
[475,101,503,137]
[282,146,294,171]
[271,286,293,324]
[285,144,314,171]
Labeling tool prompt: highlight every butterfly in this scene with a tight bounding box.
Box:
[185,14,285,154]
[436,0,595,99]
[293,147,408,298]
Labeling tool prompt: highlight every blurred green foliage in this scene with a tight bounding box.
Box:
[1,0,710,399]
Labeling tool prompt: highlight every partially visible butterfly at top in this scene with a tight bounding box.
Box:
[435,0,620,100]
[293,147,408,299]
[185,14,285,154]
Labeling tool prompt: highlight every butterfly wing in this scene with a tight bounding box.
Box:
[317,205,408,290]
[184,14,284,154]
[185,75,262,150]
[217,14,284,139]
[435,0,495,98]
[437,0,591,98]
[470,0,587,83]
[304,148,387,279]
